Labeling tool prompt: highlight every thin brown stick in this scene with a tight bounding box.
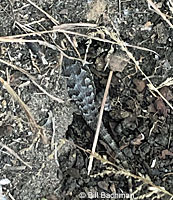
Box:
[31,79,64,103]
[0,77,38,132]
[0,77,48,144]
[0,58,35,80]
[88,70,113,175]
[25,0,96,58]
[147,0,173,28]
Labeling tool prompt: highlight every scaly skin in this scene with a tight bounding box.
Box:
[64,61,124,156]
[64,61,130,192]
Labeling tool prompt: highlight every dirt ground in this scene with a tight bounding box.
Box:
[0,0,173,199]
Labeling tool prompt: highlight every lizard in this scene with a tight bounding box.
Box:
[63,61,127,162]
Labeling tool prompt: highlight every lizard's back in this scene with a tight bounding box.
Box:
[63,61,121,153]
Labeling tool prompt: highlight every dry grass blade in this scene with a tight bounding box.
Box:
[0,58,35,80]
[0,28,114,42]
[0,59,64,104]
[0,38,57,50]
[110,34,173,111]
[25,0,95,60]
[0,34,90,63]
[88,70,113,175]
[124,42,159,56]
[26,0,59,25]
[0,77,47,142]
[0,77,37,130]
[0,27,159,56]
[53,23,97,30]
[147,0,173,28]
[31,79,64,103]
[0,142,32,169]
[66,139,173,198]
[157,77,173,89]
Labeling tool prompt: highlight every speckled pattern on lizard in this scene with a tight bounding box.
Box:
[63,61,127,161]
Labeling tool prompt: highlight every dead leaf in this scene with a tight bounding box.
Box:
[87,0,107,21]
[155,97,167,116]
[144,21,152,27]
[133,79,146,92]
[160,149,173,159]
[131,134,145,145]
[160,86,173,101]
[148,103,157,113]
[109,52,129,72]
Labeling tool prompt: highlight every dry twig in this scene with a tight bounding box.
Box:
[0,77,48,143]
[88,70,113,175]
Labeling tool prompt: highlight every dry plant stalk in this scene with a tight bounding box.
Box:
[0,58,35,80]
[65,139,173,198]
[0,59,64,104]
[0,28,158,55]
[88,70,113,175]
[0,25,158,57]
[147,0,173,28]
[53,23,97,30]
[105,28,173,111]
[26,0,59,25]
[0,142,32,169]
[0,77,48,143]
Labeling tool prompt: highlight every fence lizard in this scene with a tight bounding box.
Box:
[63,61,126,161]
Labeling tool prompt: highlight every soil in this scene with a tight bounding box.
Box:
[0,0,173,200]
